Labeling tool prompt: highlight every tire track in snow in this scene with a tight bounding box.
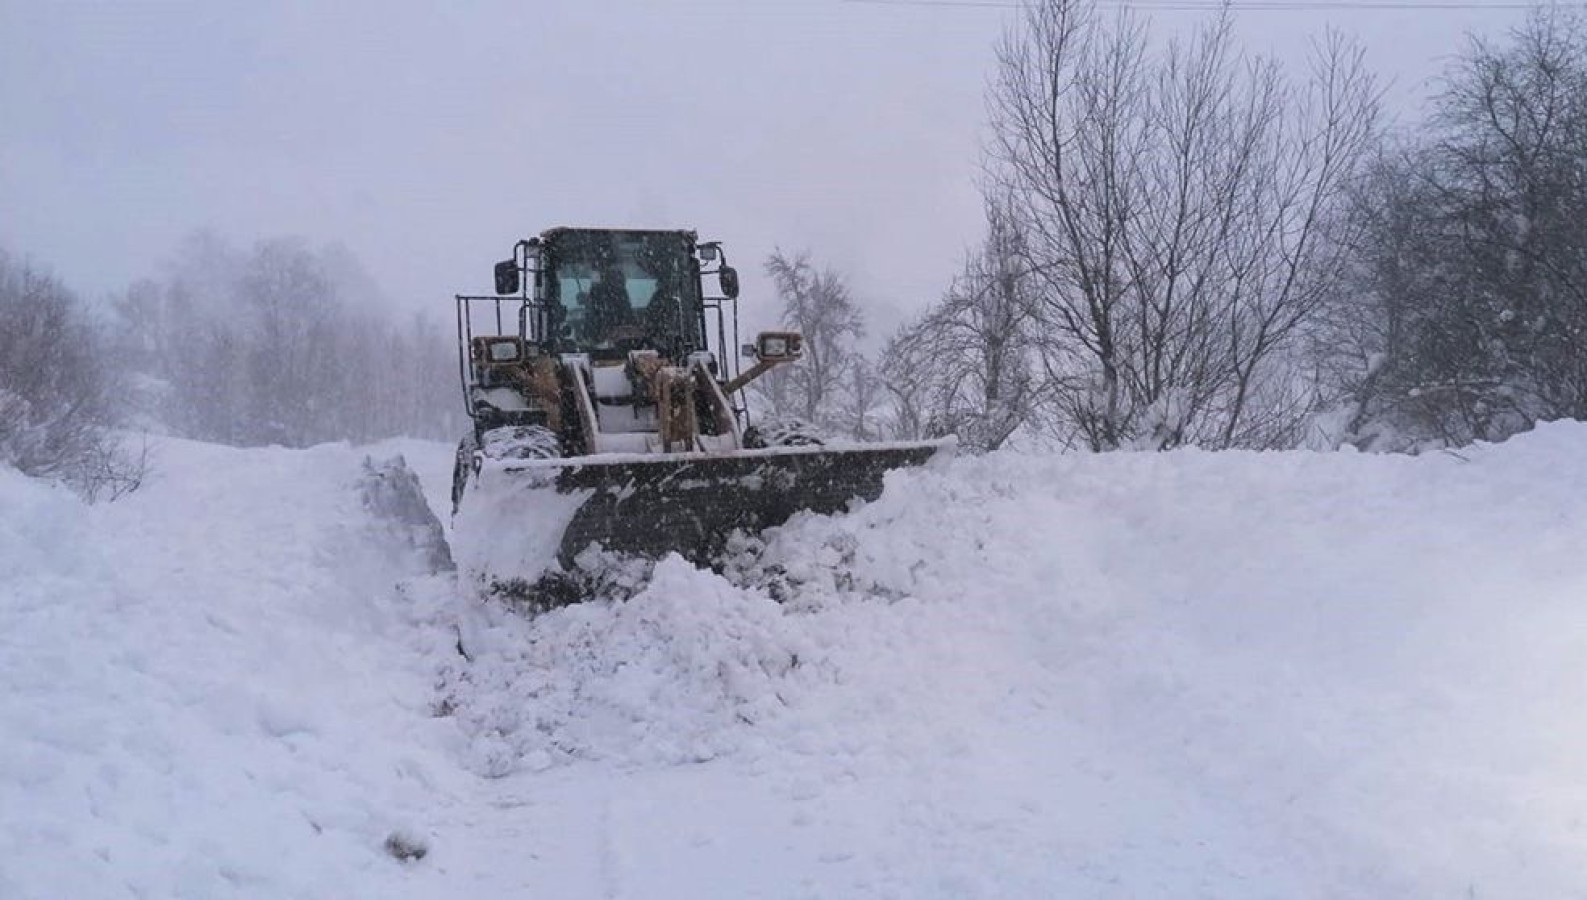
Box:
[597,790,627,899]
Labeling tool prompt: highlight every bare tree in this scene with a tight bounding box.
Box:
[882,196,1037,452]
[754,250,867,434]
[1310,148,1445,449]
[1315,9,1587,450]
[988,0,1377,450]
[0,250,146,499]
[837,357,887,442]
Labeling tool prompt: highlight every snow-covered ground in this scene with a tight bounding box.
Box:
[3,427,1586,897]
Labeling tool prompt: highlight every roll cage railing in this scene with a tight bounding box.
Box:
[456,234,746,423]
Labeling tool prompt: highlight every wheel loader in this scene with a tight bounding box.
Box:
[449,227,950,608]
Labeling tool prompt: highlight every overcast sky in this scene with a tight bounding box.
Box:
[1,0,1528,338]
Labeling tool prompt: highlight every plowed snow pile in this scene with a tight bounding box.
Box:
[0,440,471,900]
[4,426,1587,897]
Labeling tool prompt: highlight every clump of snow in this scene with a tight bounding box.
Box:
[358,453,454,575]
[383,829,430,862]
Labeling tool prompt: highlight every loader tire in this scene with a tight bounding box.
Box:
[480,425,562,461]
[742,418,825,449]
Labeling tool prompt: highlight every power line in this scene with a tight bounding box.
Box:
[843,0,1574,10]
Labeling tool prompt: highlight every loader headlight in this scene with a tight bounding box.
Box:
[756,332,803,361]
[488,340,521,363]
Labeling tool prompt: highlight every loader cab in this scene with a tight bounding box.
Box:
[456,226,754,452]
[537,229,708,361]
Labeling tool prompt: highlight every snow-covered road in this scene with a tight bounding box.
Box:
[3,428,1586,897]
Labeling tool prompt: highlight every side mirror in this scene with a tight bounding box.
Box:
[699,244,720,262]
[494,260,520,295]
[718,265,740,300]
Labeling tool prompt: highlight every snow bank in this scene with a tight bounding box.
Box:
[441,422,1587,896]
[5,424,1587,897]
[0,440,462,900]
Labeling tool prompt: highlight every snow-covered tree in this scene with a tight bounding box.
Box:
[0,249,145,498]
[1320,9,1587,448]
[882,197,1037,452]
[753,250,867,436]
[988,0,1377,450]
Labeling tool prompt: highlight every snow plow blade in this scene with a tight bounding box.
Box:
[454,440,951,604]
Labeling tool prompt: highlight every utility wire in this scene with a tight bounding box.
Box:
[844,0,1578,10]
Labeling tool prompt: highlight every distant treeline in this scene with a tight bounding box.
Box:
[112,233,462,448]
[1,234,462,499]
